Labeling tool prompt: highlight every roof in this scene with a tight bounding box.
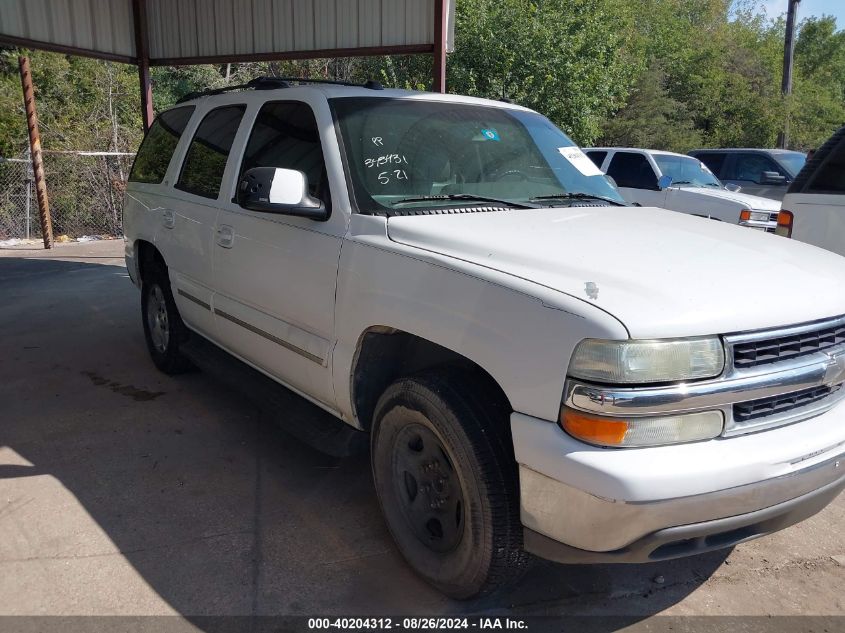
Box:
[0,0,455,65]
[172,82,534,111]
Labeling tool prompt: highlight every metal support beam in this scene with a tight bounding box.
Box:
[132,0,154,132]
[18,56,53,249]
[778,0,801,149]
[433,0,447,93]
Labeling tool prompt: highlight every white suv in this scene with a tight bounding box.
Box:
[124,78,845,599]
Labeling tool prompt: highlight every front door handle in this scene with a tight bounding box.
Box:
[216,224,235,248]
[162,209,175,229]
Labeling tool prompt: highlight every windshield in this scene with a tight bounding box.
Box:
[653,154,722,188]
[776,152,806,177]
[330,97,624,213]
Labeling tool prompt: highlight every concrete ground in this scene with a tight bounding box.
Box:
[0,240,843,624]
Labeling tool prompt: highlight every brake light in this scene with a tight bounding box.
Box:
[776,210,793,238]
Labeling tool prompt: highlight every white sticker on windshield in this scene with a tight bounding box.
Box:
[558,146,604,177]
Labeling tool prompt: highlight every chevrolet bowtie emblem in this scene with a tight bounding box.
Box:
[822,345,845,385]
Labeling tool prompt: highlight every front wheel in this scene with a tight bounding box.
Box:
[371,371,528,599]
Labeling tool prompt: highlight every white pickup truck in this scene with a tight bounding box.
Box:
[585,147,782,228]
[124,78,845,599]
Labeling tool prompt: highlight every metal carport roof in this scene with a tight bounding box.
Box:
[0,0,455,128]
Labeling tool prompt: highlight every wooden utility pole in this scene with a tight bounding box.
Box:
[778,0,801,149]
[18,56,53,249]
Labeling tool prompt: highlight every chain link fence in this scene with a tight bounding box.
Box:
[0,151,134,242]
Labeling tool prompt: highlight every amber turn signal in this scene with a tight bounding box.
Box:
[560,409,628,446]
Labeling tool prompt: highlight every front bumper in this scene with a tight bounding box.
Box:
[524,470,845,563]
[512,407,845,557]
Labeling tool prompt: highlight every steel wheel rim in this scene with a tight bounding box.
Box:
[391,422,466,553]
[147,284,170,354]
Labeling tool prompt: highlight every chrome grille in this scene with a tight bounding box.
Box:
[733,384,840,423]
[732,317,845,369]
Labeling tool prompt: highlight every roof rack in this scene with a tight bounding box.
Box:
[176,76,384,103]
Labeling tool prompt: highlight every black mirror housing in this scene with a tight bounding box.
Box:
[237,167,328,221]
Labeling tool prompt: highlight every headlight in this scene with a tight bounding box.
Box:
[568,337,725,384]
[560,407,724,447]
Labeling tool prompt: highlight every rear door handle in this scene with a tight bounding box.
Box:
[216,224,235,248]
[162,209,175,229]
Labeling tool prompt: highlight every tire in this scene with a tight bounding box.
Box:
[141,263,193,375]
[371,369,528,599]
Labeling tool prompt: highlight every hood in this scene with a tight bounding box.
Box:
[673,186,781,210]
[387,206,845,338]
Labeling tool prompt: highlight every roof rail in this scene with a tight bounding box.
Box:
[176,76,384,103]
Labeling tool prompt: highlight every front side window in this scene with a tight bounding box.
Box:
[129,106,195,184]
[586,151,607,168]
[654,155,721,188]
[696,153,727,177]
[240,101,326,197]
[331,98,623,213]
[177,105,246,199]
[606,152,658,190]
[727,154,783,183]
[806,138,845,194]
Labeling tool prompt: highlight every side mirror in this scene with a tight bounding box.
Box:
[760,171,787,185]
[657,175,673,190]
[237,167,328,221]
[724,183,742,193]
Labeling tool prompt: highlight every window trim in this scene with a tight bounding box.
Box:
[175,104,247,200]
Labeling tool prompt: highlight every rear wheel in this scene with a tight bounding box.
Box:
[141,263,192,374]
[371,370,528,599]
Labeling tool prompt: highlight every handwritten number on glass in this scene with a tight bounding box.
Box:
[377,169,408,185]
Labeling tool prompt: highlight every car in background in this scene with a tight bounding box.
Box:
[688,148,806,201]
[774,125,845,256]
[585,147,780,225]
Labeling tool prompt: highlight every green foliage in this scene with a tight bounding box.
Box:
[446,0,637,144]
[601,63,703,151]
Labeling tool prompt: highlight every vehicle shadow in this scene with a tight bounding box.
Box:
[0,255,726,629]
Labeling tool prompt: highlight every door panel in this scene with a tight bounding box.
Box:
[163,104,246,335]
[212,100,343,407]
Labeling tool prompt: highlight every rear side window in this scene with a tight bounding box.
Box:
[606,152,657,189]
[177,105,246,199]
[240,101,326,197]
[805,137,845,194]
[129,107,194,184]
[586,151,607,169]
[695,152,727,177]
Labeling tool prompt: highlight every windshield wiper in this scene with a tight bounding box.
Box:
[391,194,539,209]
[529,192,628,207]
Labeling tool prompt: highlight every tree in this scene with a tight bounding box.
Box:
[600,63,702,151]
